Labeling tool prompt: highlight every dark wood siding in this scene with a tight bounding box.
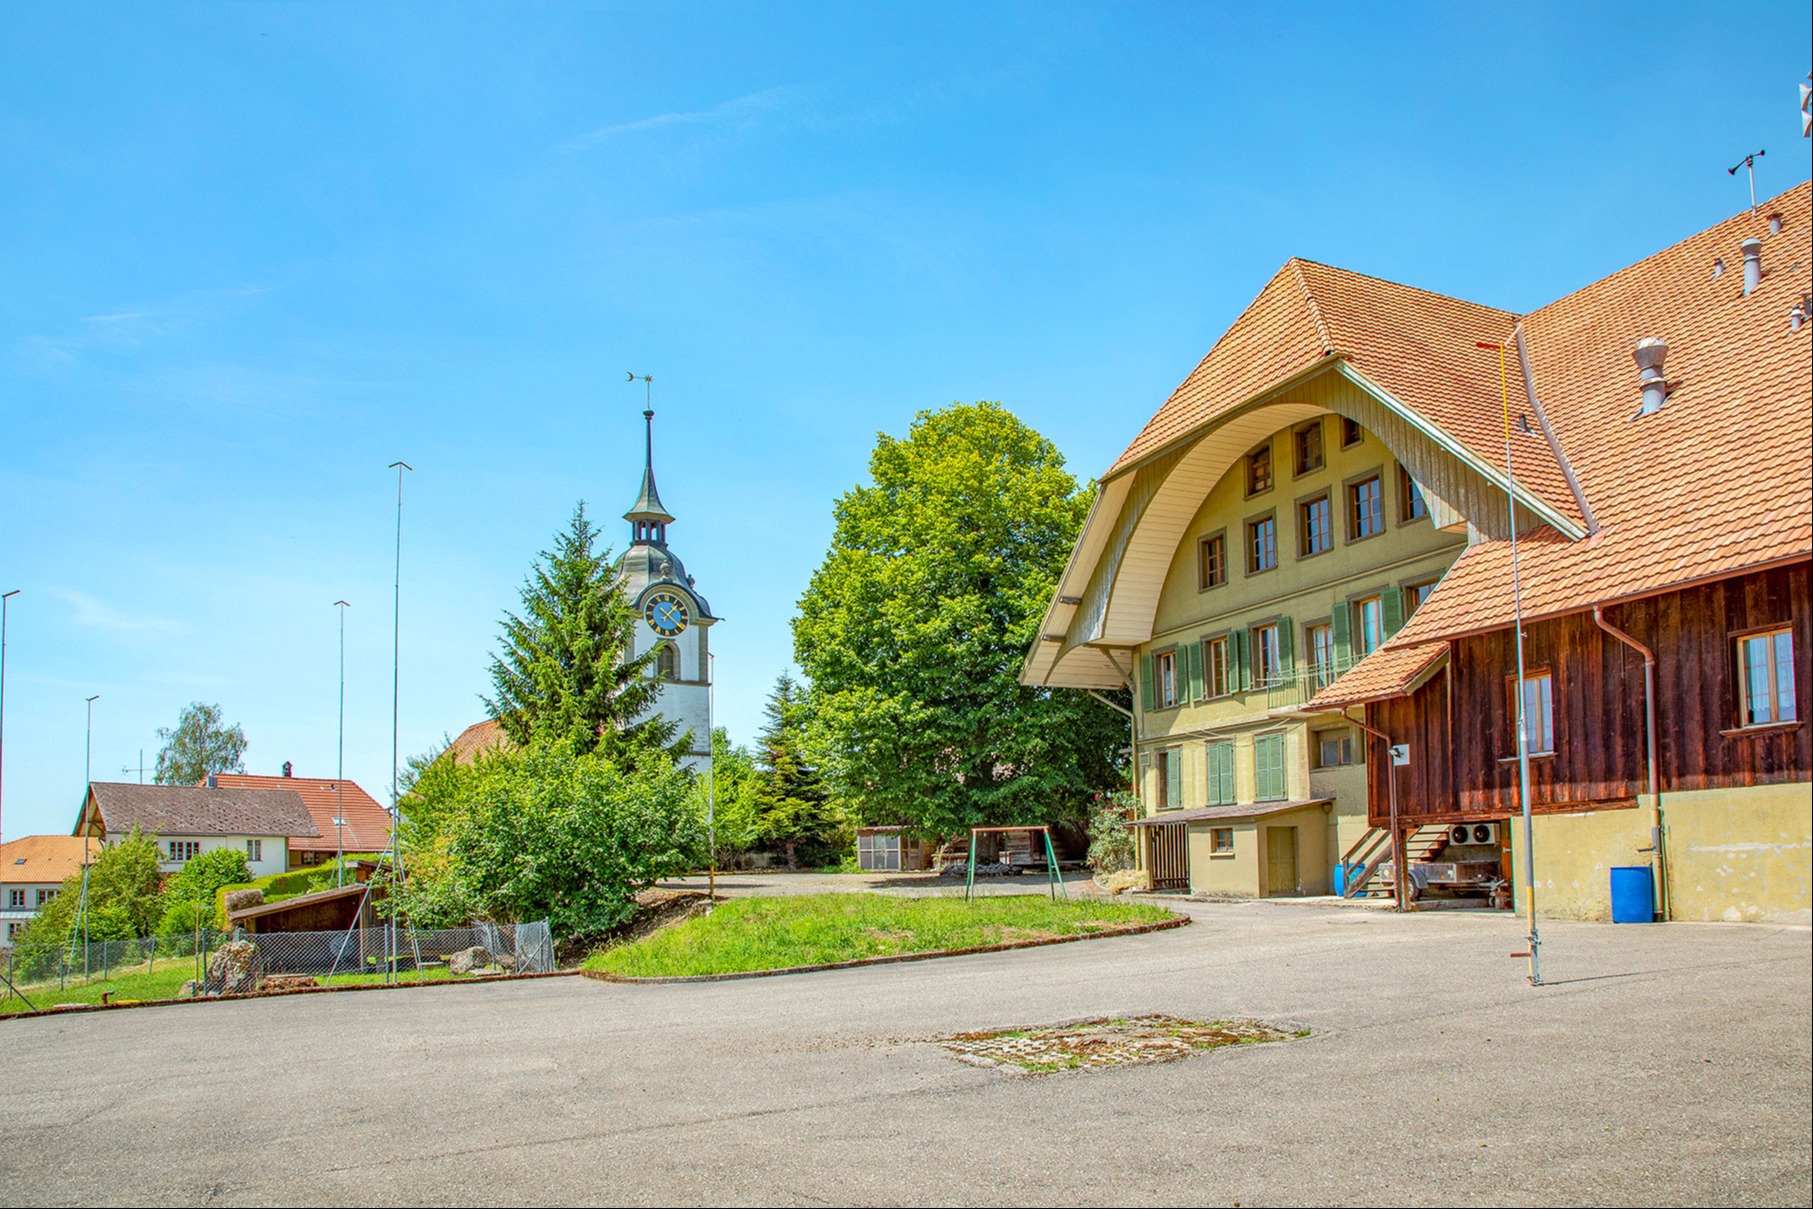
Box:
[1368,562,1811,825]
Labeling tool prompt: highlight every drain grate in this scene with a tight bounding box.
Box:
[938,1014,1303,1074]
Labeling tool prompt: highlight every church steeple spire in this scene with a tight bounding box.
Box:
[625,405,675,545]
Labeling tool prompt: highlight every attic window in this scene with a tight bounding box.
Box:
[11,858,23,865]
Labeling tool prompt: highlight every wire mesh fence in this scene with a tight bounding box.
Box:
[1,919,554,1013]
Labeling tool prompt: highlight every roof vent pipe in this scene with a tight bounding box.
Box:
[1711,257,1725,279]
[1793,296,1809,331]
[282,760,293,778]
[1741,238,1763,295]
[1768,212,1783,235]
[1634,337,1670,416]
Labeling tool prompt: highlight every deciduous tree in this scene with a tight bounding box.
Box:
[153,702,247,786]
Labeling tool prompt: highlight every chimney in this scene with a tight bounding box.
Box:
[1793,295,1809,331]
[206,773,218,789]
[1634,337,1670,416]
[282,760,293,778]
[1741,238,1763,295]
[1768,212,1783,235]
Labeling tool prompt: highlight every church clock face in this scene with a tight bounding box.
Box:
[644,591,689,637]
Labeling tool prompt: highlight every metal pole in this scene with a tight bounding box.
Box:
[81,694,98,974]
[1479,341,1541,986]
[387,461,411,985]
[706,651,716,907]
[0,589,19,851]
[335,599,350,888]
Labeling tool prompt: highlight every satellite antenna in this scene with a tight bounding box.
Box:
[1727,150,1765,212]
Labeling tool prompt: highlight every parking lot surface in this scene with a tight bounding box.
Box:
[0,898,1806,1206]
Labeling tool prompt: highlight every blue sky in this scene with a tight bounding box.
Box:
[1,1,1807,841]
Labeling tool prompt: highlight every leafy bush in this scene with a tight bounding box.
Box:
[158,847,250,934]
[394,739,703,939]
[1086,799,1137,874]
[9,829,163,978]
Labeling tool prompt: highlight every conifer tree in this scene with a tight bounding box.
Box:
[754,673,838,862]
[484,503,681,763]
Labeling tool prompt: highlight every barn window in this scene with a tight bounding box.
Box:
[1737,629,1797,726]
[1506,672,1555,755]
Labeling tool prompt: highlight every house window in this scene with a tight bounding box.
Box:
[1198,532,1227,590]
[1400,467,1428,522]
[1156,749,1183,809]
[8,889,22,908]
[655,643,679,682]
[1508,671,1556,755]
[1209,827,1235,854]
[1405,580,1439,617]
[1737,629,1797,726]
[857,832,902,872]
[1348,475,1384,540]
[246,839,262,863]
[6,922,18,940]
[1341,417,1363,447]
[1355,597,1385,656]
[1246,443,1273,495]
[1157,650,1178,708]
[1299,494,1332,557]
[1205,637,1230,698]
[1315,730,1354,768]
[169,840,200,863]
[1248,515,1277,573]
[1254,733,1286,802]
[1307,623,1336,688]
[1254,624,1283,687]
[1294,421,1324,475]
[1204,741,1236,805]
[36,888,56,906]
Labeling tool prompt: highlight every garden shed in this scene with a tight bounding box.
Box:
[855,827,929,872]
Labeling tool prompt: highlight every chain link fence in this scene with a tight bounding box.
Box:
[1,920,554,1013]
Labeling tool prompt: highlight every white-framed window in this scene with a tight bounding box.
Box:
[1737,628,1797,726]
[1348,475,1384,540]
[1509,671,1556,755]
[1300,495,1332,557]
[1254,624,1282,687]
[1315,730,1354,768]
[169,840,201,863]
[1205,637,1230,698]
[246,839,263,863]
[36,888,57,906]
[857,832,902,872]
[7,889,23,908]
[1308,623,1336,688]
[1248,515,1277,573]
[1355,597,1385,656]
[1157,649,1178,708]
[1204,741,1236,806]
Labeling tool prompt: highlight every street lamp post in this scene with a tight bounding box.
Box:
[80,693,99,972]
[1,588,19,850]
[386,461,412,984]
[334,599,350,887]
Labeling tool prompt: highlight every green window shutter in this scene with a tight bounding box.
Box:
[1381,587,1405,639]
[1276,616,1295,675]
[1331,601,1351,671]
[1255,735,1285,801]
[1185,640,1205,703]
[1233,629,1250,691]
[1140,654,1156,712]
[1206,741,1234,805]
[1165,748,1182,807]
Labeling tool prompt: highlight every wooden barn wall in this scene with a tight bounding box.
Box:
[1367,562,1810,825]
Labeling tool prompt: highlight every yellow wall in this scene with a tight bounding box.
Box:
[1508,782,1812,923]
[1183,804,1334,897]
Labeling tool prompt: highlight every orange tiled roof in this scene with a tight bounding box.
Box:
[1,834,90,884]
[446,718,514,766]
[207,773,391,855]
[1388,183,1812,644]
[1104,260,1583,526]
[1302,642,1450,712]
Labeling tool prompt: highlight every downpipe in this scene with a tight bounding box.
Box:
[1592,606,1668,921]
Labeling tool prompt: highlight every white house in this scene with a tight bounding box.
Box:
[0,834,88,946]
[75,781,320,879]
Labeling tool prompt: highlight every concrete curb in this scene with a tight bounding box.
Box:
[580,913,1191,984]
[0,968,582,1023]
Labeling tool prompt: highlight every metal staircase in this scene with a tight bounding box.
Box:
[1338,824,1450,901]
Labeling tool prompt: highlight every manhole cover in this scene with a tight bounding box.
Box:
[938,1014,1303,1074]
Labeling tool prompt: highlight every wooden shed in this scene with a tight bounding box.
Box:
[227,882,378,935]
[855,827,929,872]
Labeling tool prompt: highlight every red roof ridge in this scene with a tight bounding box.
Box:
[1289,255,1517,318]
[1286,258,1334,353]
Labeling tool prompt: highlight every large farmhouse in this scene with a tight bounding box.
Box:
[1025,184,1809,921]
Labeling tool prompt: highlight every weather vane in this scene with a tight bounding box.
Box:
[626,371,653,413]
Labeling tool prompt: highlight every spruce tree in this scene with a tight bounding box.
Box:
[484,503,680,763]
[754,674,837,862]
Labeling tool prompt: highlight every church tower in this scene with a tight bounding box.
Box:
[617,405,716,774]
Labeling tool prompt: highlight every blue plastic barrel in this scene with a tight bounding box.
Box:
[1609,866,1656,923]
[1332,864,1347,896]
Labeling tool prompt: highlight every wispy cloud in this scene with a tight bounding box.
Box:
[561,86,800,152]
[12,284,275,374]
[56,590,185,638]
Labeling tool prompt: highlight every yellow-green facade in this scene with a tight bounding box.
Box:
[1134,410,1464,895]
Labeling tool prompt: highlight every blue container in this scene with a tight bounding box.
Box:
[1610,866,1656,923]
[1332,864,1348,896]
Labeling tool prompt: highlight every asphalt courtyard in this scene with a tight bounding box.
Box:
[1,892,1807,1207]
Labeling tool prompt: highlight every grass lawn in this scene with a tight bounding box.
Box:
[1,954,463,1016]
[584,893,1176,978]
